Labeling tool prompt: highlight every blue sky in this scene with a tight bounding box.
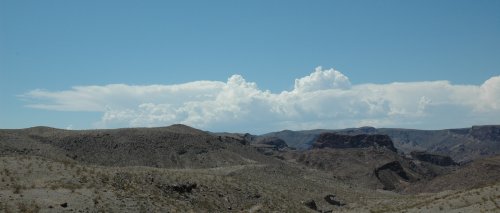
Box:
[1,0,499,133]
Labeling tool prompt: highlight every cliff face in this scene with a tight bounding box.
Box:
[410,151,457,166]
[312,133,397,152]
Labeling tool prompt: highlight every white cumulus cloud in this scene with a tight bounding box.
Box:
[21,67,500,133]
[293,66,351,92]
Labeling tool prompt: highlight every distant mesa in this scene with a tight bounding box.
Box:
[349,126,377,134]
[312,133,397,152]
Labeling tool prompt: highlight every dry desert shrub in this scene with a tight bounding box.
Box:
[13,183,25,194]
[17,201,41,213]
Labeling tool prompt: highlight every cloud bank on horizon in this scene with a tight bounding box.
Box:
[23,67,500,133]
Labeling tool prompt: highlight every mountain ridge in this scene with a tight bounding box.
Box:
[256,125,500,162]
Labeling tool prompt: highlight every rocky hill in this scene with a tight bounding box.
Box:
[0,124,279,169]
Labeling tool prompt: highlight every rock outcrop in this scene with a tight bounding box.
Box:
[156,182,197,195]
[374,161,410,190]
[251,137,289,156]
[312,133,397,152]
[253,137,288,150]
[324,194,345,206]
[304,199,318,211]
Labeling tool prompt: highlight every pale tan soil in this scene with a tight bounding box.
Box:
[0,155,499,212]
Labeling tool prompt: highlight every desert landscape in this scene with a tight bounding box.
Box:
[2,0,500,212]
[1,124,499,212]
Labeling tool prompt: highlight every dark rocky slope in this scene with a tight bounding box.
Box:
[405,155,500,193]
